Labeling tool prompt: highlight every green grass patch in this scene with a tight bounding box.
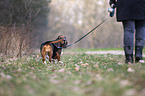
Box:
[0,49,145,96]
[65,48,124,52]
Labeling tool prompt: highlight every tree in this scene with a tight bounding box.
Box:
[0,0,51,57]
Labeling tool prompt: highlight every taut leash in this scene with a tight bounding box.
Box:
[66,18,108,48]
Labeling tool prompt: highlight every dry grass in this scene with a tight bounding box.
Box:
[0,25,31,57]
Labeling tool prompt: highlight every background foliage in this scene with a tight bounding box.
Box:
[47,0,123,49]
[0,0,123,57]
[0,0,50,57]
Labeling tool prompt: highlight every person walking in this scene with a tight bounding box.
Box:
[109,0,145,63]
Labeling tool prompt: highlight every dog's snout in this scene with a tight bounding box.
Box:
[63,39,68,48]
[64,40,67,44]
[63,37,66,41]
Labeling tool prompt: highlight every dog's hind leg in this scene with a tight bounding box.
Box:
[41,46,46,64]
[42,55,46,64]
[48,50,53,63]
[42,53,46,64]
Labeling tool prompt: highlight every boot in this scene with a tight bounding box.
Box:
[135,46,144,63]
[124,46,133,64]
[125,54,133,64]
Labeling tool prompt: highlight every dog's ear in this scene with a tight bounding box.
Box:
[56,35,60,40]
[64,37,66,40]
[57,35,64,39]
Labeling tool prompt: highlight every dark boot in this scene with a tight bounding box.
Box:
[125,54,133,64]
[135,46,144,63]
[124,46,133,64]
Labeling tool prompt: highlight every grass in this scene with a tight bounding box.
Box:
[65,48,124,52]
[0,49,145,96]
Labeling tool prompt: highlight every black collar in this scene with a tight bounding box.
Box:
[52,43,62,49]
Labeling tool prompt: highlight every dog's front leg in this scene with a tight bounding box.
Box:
[56,52,63,64]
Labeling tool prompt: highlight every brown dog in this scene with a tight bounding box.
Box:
[40,35,68,64]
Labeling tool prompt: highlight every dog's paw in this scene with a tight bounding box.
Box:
[58,61,63,64]
[43,61,47,65]
[52,59,57,64]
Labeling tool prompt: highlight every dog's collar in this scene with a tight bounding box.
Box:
[52,43,63,49]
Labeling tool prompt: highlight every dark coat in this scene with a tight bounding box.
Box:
[110,0,145,21]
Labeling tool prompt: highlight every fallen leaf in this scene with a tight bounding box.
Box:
[6,75,12,79]
[75,67,80,71]
[95,74,103,81]
[51,68,55,72]
[37,55,40,58]
[107,68,114,72]
[117,62,123,65]
[73,80,81,85]
[50,79,60,84]
[93,64,99,68]
[17,68,22,71]
[70,87,80,92]
[81,63,89,67]
[0,72,6,77]
[124,89,136,96]
[0,73,12,79]
[79,60,83,64]
[58,68,65,73]
[120,80,131,87]
[127,67,135,72]
[75,64,79,67]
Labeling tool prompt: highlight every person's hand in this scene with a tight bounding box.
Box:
[109,0,116,8]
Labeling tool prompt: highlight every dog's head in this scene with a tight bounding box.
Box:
[56,35,68,48]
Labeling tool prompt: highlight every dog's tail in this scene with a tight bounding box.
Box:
[40,44,43,54]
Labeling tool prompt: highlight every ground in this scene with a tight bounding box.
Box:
[0,49,145,96]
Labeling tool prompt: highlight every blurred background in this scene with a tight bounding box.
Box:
[0,0,123,57]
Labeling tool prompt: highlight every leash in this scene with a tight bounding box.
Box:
[66,18,108,48]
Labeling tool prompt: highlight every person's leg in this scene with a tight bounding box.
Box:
[135,20,145,63]
[122,20,135,63]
